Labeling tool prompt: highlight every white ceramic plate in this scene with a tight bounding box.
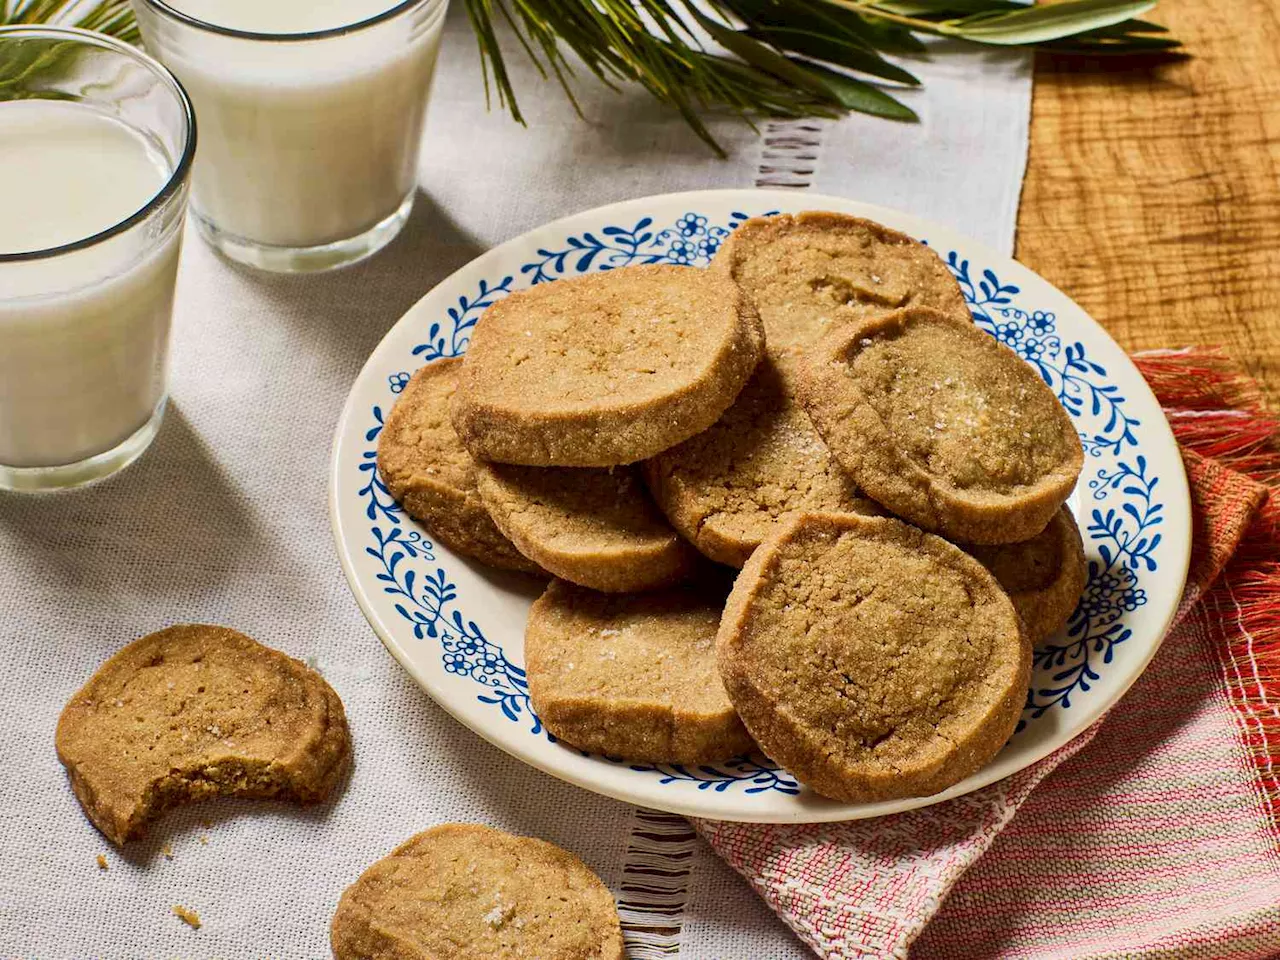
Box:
[329,189,1191,823]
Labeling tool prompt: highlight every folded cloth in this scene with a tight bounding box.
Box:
[692,348,1280,960]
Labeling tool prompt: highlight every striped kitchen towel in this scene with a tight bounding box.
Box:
[693,348,1280,960]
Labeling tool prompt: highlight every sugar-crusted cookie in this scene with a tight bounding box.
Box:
[377,359,543,574]
[476,463,697,593]
[331,823,623,960]
[712,211,969,351]
[717,513,1030,803]
[644,352,880,567]
[964,506,1087,644]
[450,265,764,467]
[797,308,1084,544]
[55,625,351,846]
[525,579,754,763]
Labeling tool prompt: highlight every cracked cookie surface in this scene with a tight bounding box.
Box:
[716,513,1030,803]
[331,823,623,960]
[55,624,351,845]
[450,265,763,467]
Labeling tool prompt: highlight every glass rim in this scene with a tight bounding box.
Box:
[0,25,197,264]
[138,0,444,43]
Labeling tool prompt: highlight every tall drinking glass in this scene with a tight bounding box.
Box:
[0,27,195,493]
[131,0,449,273]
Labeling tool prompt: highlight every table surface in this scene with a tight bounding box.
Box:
[1018,0,1280,403]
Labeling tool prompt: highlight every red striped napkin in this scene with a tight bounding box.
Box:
[693,348,1280,960]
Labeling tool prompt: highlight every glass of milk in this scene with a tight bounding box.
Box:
[0,27,195,494]
[132,0,449,273]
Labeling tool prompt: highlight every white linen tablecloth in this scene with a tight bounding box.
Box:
[0,8,1030,956]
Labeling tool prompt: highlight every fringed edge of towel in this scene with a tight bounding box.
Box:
[1134,348,1280,835]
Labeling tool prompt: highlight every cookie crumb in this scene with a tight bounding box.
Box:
[172,905,201,930]
[162,844,174,860]
[199,835,209,845]
[96,854,108,871]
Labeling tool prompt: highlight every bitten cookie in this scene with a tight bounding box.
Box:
[331,823,624,960]
[377,359,542,574]
[645,352,880,567]
[797,308,1084,544]
[965,506,1088,644]
[712,211,969,351]
[450,265,764,467]
[717,513,1030,803]
[55,625,351,846]
[476,463,697,593]
[525,579,755,764]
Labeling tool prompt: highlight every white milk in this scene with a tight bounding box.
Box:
[142,0,446,249]
[0,101,180,469]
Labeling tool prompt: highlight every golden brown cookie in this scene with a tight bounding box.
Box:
[476,463,697,593]
[331,823,624,960]
[717,513,1030,803]
[377,359,542,574]
[450,265,764,467]
[964,507,1088,644]
[712,211,969,351]
[644,351,880,567]
[797,308,1084,544]
[525,579,755,763]
[55,625,351,846]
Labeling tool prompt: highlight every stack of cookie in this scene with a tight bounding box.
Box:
[379,212,1087,804]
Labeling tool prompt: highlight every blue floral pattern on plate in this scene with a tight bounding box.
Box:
[356,210,1164,795]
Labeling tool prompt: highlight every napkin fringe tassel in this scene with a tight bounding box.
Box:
[1135,348,1280,833]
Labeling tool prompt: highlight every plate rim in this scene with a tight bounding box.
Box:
[328,188,1193,823]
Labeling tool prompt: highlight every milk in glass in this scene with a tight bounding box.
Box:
[0,101,181,471]
[136,0,447,263]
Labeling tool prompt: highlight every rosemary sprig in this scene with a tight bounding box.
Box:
[1,0,1181,154]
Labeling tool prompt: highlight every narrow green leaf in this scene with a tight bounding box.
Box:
[945,0,1157,45]
[851,13,929,52]
[719,0,873,51]
[687,6,839,99]
[873,0,1026,16]
[747,25,921,84]
[801,61,918,120]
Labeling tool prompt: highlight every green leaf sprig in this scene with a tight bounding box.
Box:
[465,0,1181,152]
[0,0,1181,153]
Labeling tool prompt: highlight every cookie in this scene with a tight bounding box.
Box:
[377,359,542,574]
[331,823,623,960]
[525,579,755,763]
[712,211,969,351]
[55,625,351,846]
[797,308,1084,544]
[644,352,880,567]
[964,506,1088,644]
[476,463,697,593]
[717,513,1030,803]
[450,265,764,467]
